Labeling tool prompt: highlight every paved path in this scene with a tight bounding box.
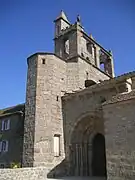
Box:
[48,177,106,180]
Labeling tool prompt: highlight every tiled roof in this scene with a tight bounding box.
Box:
[103,90,135,106]
[0,103,25,117]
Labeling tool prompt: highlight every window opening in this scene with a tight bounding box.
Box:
[64,39,69,54]
[1,119,10,131]
[54,135,60,157]
[0,141,8,152]
[42,59,46,64]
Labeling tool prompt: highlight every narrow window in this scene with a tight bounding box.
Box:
[0,141,9,152]
[42,59,46,64]
[54,135,60,157]
[1,121,4,131]
[92,45,95,59]
[100,63,105,72]
[86,71,89,80]
[5,119,10,130]
[87,43,93,55]
[81,53,84,57]
[2,141,6,152]
[64,39,69,54]
[56,96,59,101]
[1,119,10,131]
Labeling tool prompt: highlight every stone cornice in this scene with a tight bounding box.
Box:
[62,71,135,101]
[102,90,135,106]
[81,30,112,57]
[27,52,110,80]
[27,52,66,65]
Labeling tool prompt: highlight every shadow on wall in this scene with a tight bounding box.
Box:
[47,159,68,178]
[47,97,107,178]
[47,99,69,178]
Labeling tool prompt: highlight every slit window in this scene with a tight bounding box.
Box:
[54,135,60,157]
[86,71,89,80]
[81,53,84,57]
[0,141,9,152]
[42,59,46,64]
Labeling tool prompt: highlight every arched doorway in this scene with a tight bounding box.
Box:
[92,133,107,177]
[69,115,107,177]
[69,130,92,176]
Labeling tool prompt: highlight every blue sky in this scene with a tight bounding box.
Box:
[0,0,135,109]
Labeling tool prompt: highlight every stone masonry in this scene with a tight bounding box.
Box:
[22,11,135,179]
[1,11,135,180]
[103,91,135,180]
[23,10,113,173]
[61,72,135,177]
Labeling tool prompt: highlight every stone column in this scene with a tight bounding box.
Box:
[94,45,100,68]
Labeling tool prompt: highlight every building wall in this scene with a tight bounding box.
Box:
[23,47,111,168]
[0,113,24,168]
[103,98,135,180]
[66,58,80,91]
[66,56,109,92]
[33,54,66,168]
[77,32,96,65]
[23,12,115,171]
[0,167,48,180]
[55,26,78,59]
[78,57,110,88]
[23,53,68,176]
[62,87,117,163]
[23,55,38,167]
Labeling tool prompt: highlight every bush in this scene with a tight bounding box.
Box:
[10,162,21,168]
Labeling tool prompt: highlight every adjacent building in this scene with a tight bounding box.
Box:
[0,104,24,168]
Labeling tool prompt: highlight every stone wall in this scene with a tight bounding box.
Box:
[62,85,117,166]
[0,167,48,180]
[33,54,66,168]
[78,57,109,88]
[66,56,110,92]
[23,51,111,167]
[66,58,80,91]
[103,95,135,180]
[23,55,38,167]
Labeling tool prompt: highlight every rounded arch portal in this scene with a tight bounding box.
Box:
[69,114,106,177]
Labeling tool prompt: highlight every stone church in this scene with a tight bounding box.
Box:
[0,11,135,180]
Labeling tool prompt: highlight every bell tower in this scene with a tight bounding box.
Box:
[54,11,70,59]
[54,11,85,60]
[54,10,70,37]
